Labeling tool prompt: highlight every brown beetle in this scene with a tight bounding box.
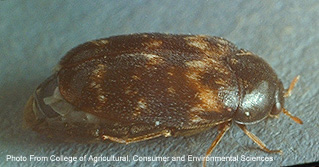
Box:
[24,33,302,167]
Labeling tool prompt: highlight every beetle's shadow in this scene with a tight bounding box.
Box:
[0,77,43,106]
[0,77,45,143]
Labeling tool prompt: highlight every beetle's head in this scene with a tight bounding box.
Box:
[227,50,285,125]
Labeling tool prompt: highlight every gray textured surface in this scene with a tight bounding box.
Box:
[1,0,318,167]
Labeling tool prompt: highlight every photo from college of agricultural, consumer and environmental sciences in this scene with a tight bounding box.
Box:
[6,154,275,164]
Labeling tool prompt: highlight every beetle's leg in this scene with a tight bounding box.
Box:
[268,114,279,119]
[102,129,172,144]
[203,121,231,167]
[284,75,300,97]
[236,124,282,154]
[282,108,303,124]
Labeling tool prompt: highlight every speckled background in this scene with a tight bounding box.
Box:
[1,0,318,167]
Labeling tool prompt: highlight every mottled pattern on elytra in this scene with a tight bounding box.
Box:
[58,33,240,128]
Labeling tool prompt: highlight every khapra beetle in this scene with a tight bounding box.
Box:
[24,33,302,167]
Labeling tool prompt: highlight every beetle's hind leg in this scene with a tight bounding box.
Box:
[203,121,231,167]
[236,124,282,154]
[102,129,172,144]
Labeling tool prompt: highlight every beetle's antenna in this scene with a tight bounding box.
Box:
[282,75,303,124]
[203,122,231,167]
[282,108,303,124]
[237,124,282,154]
[284,75,300,97]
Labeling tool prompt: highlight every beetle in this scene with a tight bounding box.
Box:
[24,33,302,167]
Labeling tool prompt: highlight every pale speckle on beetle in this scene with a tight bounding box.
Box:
[132,75,141,80]
[185,59,211,69]
[144,40,163,49]
[136,98,147,110]
[230,58,238,65]
[132,110,141,117]
[142,53,160,59]
[167,87,176,94]
[195,89,220,112]
[245,111,250,117]
[185,71,201,81]
[98,95,106,102]
[90,63,108,105]
[142,53,164,65]
[155,121,160,126]
[185,38,209,51]
[167,72,174,76]
[191,115,206,123]
[214,78,228,87]
[91,39,109,47]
